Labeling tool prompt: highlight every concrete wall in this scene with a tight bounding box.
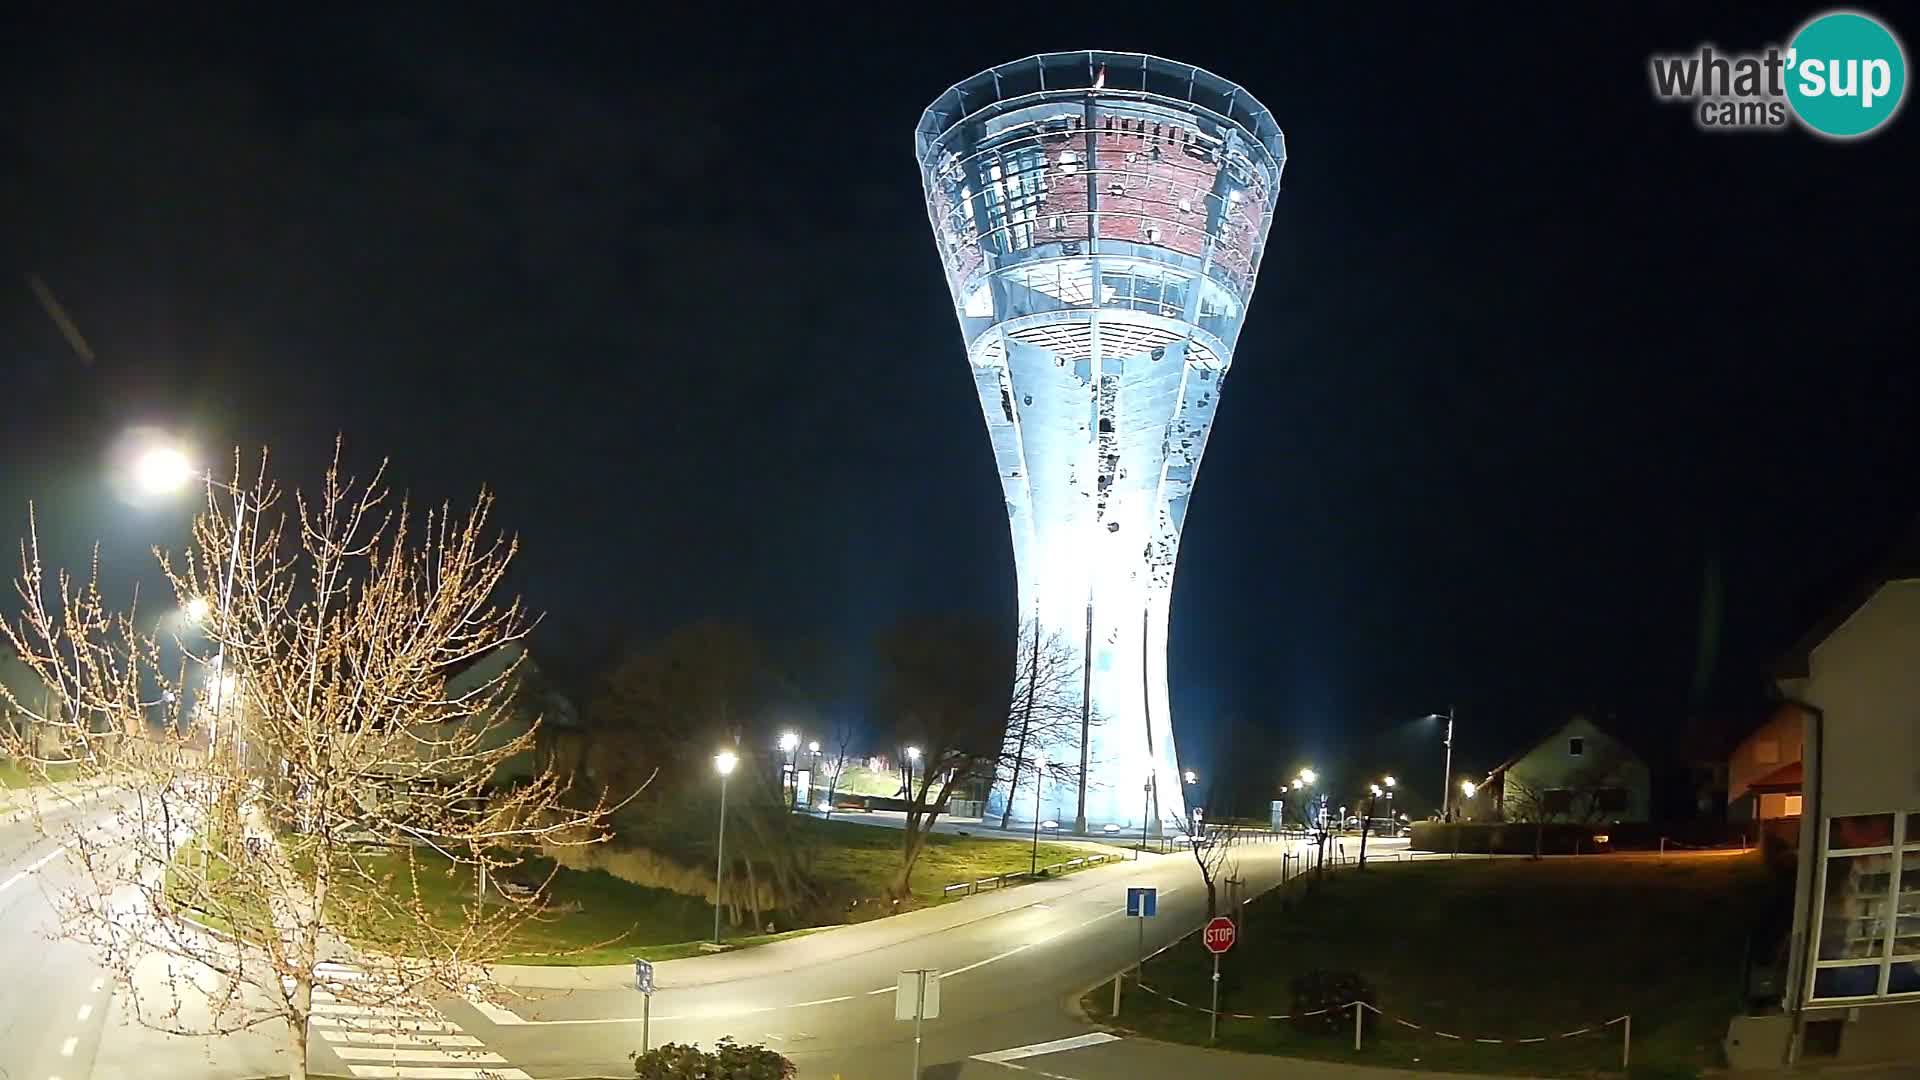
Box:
[1805,580,1920,819]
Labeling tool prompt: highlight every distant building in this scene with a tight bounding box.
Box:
[1727,702,1807,836]
[1483,714,1652,824]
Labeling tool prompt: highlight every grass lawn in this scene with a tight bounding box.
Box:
[800,815,1113,905]
[0,758,83,789]
[1084,853,1787,1077]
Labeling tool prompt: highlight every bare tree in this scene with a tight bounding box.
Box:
[821,716,856,822]
[0,447,626,1080]
[996,620,1081,829]
[1500,773,1555,860]
[1181,805,1240,919]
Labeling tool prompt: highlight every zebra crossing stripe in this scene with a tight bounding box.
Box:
[344,1066,531,1079]
[312,1003,431,1018]
[318,1030,486,1048]
[312,1014,463,1033]
[331,1048,507,1063]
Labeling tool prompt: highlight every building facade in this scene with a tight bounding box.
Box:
[1728,702,1806,825]
[1487,715,1653,825]
[916,52,1285,831]
[1776,577,1920,1062]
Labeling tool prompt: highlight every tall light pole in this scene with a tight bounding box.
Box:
[904,745,921,797]
[1429,709,1457,821]
[1029,749,1047,876]
[712,750,737,945]
[779,731,799,809]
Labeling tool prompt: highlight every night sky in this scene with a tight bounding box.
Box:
[3,7,1915,806]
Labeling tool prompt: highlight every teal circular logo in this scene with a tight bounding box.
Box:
[1786,10,1907,138]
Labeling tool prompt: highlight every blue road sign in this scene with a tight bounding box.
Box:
[1126,886,1157,918]
[634,957,655,994]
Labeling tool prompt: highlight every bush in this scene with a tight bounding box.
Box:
[631,1036,795,1079]
[1286,969,1375,1036]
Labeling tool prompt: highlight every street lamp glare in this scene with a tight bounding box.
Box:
[1290,778,1304,790]
[1461,780,1477,798]
[1370,784,1383,797]
[1183,770,1197,785]
[1299,768,1317,785]
[1384,775,1397,788]
[185,596,210,623]
[779,731,799,752]
[135,446,195,495]
[807,740,820,754]
[714,750,738,776]
[906,745,921,761]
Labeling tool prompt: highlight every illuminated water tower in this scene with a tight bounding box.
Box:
[916,53,1285,832]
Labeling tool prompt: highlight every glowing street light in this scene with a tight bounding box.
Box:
[712,750,738,945]
[1183,770,1198,785]
[1460,780,1477,799]
[1298,768,1318,786]
[1370,784,1383,798]
[807,740,820,754]
[779,732,799,753]
[184,596,210,623]
[1383,775,1397,788]
[134,445,195,495]
[906,746,921,762]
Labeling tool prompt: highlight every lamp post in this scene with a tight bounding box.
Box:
[1459,779,1477,822]
[779,731,799,810]
[1029,750,1047,876]
[1427,709,1456,821]
[1138,776,1154,860]
[712,750,737,945]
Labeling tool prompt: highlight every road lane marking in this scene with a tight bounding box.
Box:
[0,845,65,894]
[973,1032,1121,1062]
[318,1031,485,1048]
[791,994,853,1007]
[331,1048,508,1063]
[60,1035,79,1056]
[341,1060,529,1068]
[76,1004,93,1021]
[464,998,524,1025]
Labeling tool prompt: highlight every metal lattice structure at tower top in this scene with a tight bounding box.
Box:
[916,53,1285,833]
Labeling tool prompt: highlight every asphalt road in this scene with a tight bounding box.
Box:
[370,833,1337,1080]
[0,793,125,1080]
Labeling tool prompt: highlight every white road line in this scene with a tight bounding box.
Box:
[464,998,525,1025]
[312,1002,436,1018]
[76,1004,93,1021]
[866,985,893,995]
[312,1015,463,1033]
[330,1048,507,1063]
[60,1035,79,1056]
[345,1060,533,1068]
[0,845,65,894]
[318,1031,485,1048]
[972,1032,1121,1062]
[790,994,853,1007]
[350,1066,532,1080]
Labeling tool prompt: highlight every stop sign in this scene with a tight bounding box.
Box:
[1202,915,1236,954]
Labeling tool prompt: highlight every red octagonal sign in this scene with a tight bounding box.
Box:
[1202,915,1236,954]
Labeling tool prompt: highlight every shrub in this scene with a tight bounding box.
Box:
[631,1036,795,1079]
[1286,969,1375,1036]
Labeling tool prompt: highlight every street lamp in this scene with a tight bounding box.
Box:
[184,595,210,623]
[779,731,800,809]
[1425,709,1457,820]
[904,745,921,795]
[134,446,194,495]
[1383,775,1396,788]
[1183,770,1197,785]
[1460,779,1477,799]
[1029,750,1047,876]
[712,750,738,945]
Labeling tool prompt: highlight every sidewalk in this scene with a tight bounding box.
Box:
[487,844,1181,990]
[951,1034,1539,1080]
[92,950,296,1080]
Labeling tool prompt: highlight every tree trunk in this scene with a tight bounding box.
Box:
[288,1013,309,1080]
[1357,799,1373,868]
[1204,877,1218,920]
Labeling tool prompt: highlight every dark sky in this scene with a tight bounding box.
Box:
[3,6,1916,803]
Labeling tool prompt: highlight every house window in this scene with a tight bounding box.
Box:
[1568,737,1584,757]
[1784,795,1804,817]
[1754,739,1779,765]
[1810,810,1920,1001]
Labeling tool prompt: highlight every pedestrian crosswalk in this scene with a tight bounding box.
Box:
[306,961,529,1080]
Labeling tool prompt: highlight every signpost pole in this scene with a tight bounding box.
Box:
[643,990,651,1055]
[1112,972,1121,1017]
[1209,951,1221,1042]
[1136,915,1145,974]
[912,971,925,1080]
[1354,1001,1363,1050]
